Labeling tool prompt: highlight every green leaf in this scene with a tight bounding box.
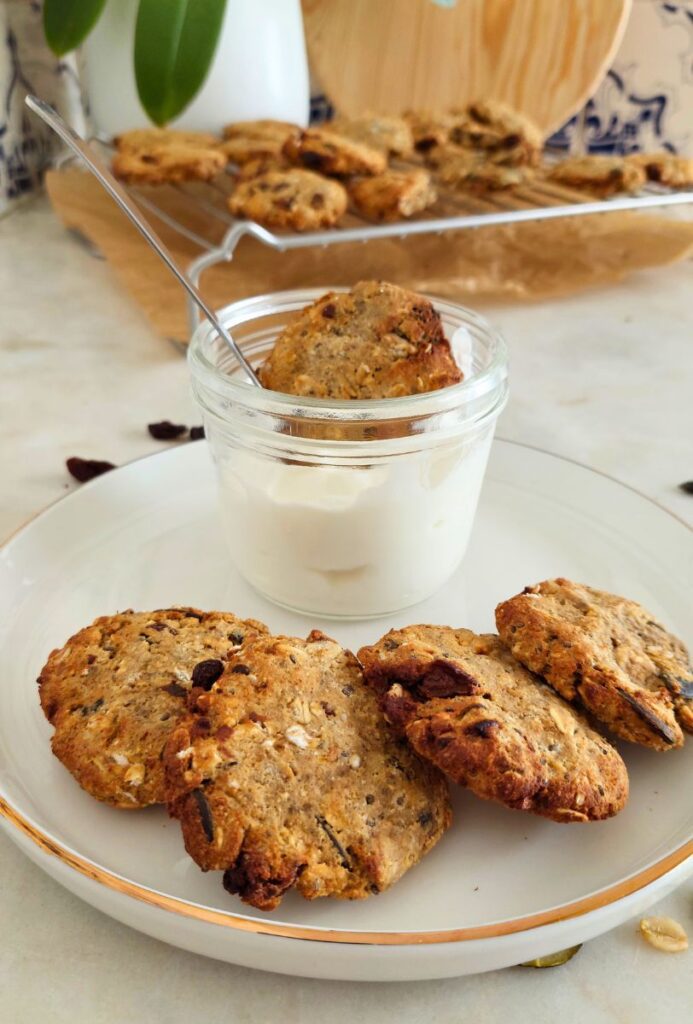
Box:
[134,0,228,126]
[43,0,108,57]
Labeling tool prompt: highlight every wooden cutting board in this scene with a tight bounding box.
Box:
[302,0,631,134]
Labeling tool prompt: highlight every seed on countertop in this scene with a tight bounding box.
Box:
[189,426,205,441]
[521,945,582,968]
[148,420,187,441]
[639,917,688,952]
[66,456,116,483]
[191,659,225,690]
[678,480,693,495]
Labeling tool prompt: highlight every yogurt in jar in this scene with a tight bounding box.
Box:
[218,431,493,617]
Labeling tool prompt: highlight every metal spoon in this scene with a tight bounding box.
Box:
[25,94,262,387]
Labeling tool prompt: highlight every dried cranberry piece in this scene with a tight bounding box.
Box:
[66,457,116,483]
[191,658,225,690]
[189,426,205,441]
[148,421,187,441]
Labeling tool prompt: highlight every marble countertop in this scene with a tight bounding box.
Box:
[0,198,691,1023]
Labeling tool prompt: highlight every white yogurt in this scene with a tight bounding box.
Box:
[218,431,493,617]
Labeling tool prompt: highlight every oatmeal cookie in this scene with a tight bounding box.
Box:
[38,608,268,808]
[220,119,298,164]
[628,152,693,188]
[258,280,462,399]
[228,169,347,231]
[358,626,628,822]
[283,127,387,176]
[428,145,531,191]
[235,154,292,181]
[403,110,457,153]
[449,100,543,166]
[349,168,437,221]
[496,579,693,751]
[114,128,220,152]
[112,145,227,185]
[165,631,451,911]
[546,155,645,197]
[327,114,414,157]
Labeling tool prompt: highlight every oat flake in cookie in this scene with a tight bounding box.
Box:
[38,608,268,808]
[358,626,628,823]
[164,631,451,912]
[496,579,693,751]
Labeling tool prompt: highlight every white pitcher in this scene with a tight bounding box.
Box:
[80,0,310,137]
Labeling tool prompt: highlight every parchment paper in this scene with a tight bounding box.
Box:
[46,167,693,344]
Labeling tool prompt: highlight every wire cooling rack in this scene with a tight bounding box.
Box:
[59,141,693,335]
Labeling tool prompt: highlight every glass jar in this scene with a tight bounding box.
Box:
[188,289,508,619]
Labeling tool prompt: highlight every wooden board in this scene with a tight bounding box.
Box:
[302,0,631,134]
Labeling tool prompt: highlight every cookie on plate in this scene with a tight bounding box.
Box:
[220,119,298,164]
[283,127,387,176]
[358,626,628,822]
[258,280,462,399]
[165,630,451,911]
[546,155,645,197]
[449,100,543,167]
[114,128,220,152]
[112,145,227,185]
[496,579,693,751]
[628,152,693,189]
[228,168,348,230]
[38,608,268,808]
[327,114,414,157]
[349,168,437,221]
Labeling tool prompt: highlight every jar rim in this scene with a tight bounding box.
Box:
[188,287,508,422]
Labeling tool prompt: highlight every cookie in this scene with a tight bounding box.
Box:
[496,579,693,751]
[228,169,348,231]
[629,152,693,188]
[349,168,437,221]
[112,145,227,185]
[428,145,531,191]
[258,280,462,399]
[114,128,220,152]
[220,119,298,164]
[283,127,387,176]
[164,631,451,911]
[546,155,645,197]
[327,114,414,157]
[403,110,456,153]
[235,154,292,181]
[449,100,543,167]
[358,626,628,823]
[38,608,268,808]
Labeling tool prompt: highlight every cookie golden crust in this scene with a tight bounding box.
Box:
[327,115,414,157]
[428,145,532,191]
[449,100,543,166]
[38,608,269,808]
[628,152,693,188]
[112,145,227,185]
[164,631,451,912]
[283,127,387,176]
[496,579,693,751]
[258,280,462,399]
[546,155,645,197]
[349,169,437,221]
[228,169,347,230]
[220,120,298,165]
[403,110,457,153]
[114,128,220,152]
[358,626,628,823]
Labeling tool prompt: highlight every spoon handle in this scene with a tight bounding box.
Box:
[26,95,261,387]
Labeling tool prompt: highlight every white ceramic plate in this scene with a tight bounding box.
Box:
[0,440,690,981]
